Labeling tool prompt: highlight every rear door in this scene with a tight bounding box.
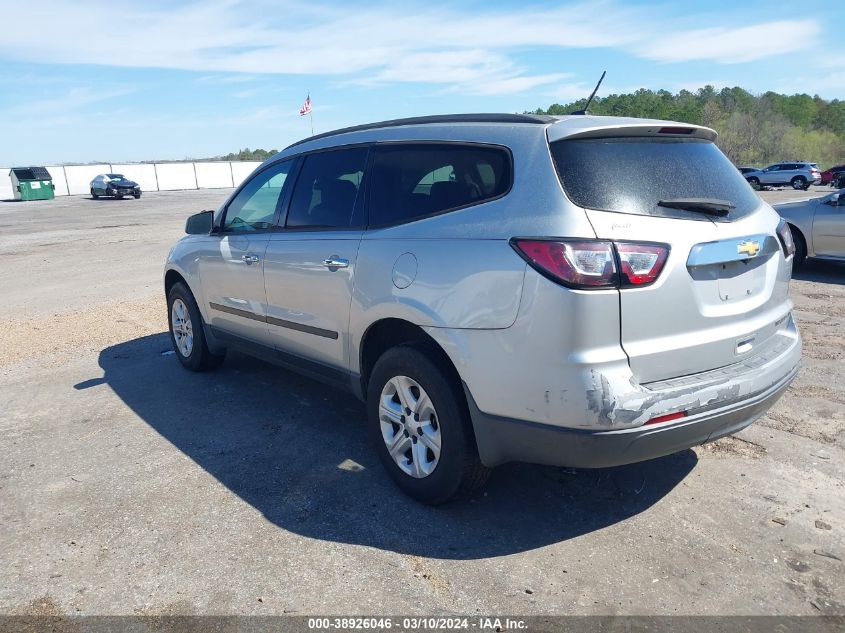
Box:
[199,159,295,345]
[262,146,369,369]
[549,130,793,383]
[812,194,845,257]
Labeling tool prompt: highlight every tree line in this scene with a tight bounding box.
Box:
[206,148,279,162]
[534,87,845,169]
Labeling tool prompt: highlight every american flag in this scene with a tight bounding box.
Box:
[299,95,311,116]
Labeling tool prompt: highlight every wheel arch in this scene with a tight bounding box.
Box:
[358,318,463,401]
[787,221,810,260]
[164,268,189,298]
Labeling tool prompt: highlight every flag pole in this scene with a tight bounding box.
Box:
[308,90,314,136]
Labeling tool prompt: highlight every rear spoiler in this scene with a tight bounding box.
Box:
[547,118,717,143]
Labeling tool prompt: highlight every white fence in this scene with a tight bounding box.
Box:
[0,161,263,200]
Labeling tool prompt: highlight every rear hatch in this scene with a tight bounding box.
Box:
[548,122,793,383]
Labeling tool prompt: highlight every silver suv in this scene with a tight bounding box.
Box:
[744,162,822,190]
[164,114,801,504]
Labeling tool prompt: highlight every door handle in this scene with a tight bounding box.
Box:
[323,257,349,269]
[241,254,260,265]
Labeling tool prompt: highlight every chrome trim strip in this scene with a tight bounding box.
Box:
[687,234,779,267]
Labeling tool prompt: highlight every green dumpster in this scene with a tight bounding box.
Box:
[9,167,55,201]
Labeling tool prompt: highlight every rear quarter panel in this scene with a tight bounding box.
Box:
[774,200,816,255]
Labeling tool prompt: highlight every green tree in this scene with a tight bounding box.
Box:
[532,87,845,168]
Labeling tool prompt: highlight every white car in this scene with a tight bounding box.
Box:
[743,162,822,190]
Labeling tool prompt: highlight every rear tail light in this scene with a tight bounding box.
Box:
[511,239,670,289]
[616,243,669,286]
[776,219,796,259]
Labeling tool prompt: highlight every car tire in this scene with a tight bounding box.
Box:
[747,177,760,189]
[367,345,490,504]
[134,193,141,199]
[789,225,807,270]
[791,176,807,190]
[167,281,225,372]
[91,189,99,199]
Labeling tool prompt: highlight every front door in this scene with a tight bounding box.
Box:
[263,146,369,369]
[200,159,296,344]
[813,195,845,258]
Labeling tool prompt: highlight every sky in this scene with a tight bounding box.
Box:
[0,0,843,165]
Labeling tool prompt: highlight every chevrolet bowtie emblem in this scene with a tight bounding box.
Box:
[737,240,761,257]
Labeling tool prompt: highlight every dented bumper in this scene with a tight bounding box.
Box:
[464,322,801,469]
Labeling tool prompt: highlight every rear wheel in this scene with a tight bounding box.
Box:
[367,346,489,504]
[791,176,807,190]
[747,177,760,189]
[790,225,807,269]
[167,282,225,371]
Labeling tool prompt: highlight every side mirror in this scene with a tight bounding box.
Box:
[185,210,214,234]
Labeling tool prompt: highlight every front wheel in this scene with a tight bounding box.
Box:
[791,176,807,190]
[91,189,99,199]
[134,193,141,199]
[167,281,225,371]
[367,346,489,504]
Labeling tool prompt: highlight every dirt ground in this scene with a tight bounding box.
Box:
[0,188,842,617]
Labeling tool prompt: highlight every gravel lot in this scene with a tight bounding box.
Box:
[1,187,843,617]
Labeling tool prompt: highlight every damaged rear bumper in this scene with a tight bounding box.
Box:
[465,327,801,469]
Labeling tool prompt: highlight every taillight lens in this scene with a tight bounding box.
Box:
[776,219,795,259]
[616,242,669,286]
[512,239,617,287]
[511,239,669,289]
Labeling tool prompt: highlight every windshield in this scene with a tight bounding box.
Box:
[107,174,126,180]
[549,137,761,222]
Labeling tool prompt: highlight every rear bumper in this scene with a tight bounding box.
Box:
[466,362,798,468]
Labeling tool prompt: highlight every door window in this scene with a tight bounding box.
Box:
[369,144,511,226]
[223,160,294,232]
[286,147,369,228]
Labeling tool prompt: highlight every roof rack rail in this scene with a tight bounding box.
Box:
[285,113,557,150]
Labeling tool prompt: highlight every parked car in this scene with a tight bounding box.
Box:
[164,114,801,504]
[743,162,822,190]
[774,189,844,267]
[820,165,845,186]
[90,174,141,199]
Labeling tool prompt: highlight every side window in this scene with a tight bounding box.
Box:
[369,144,511,226]
[286,147,369,228]
[223,160,294,232]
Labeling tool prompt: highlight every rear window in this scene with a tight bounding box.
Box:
[550,137,761,222]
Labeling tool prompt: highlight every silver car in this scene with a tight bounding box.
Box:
[744,162,822,190]
[164,114,801,504]
[774,189,845,266]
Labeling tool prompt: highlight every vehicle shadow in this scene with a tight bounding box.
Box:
[82,333,697,560]
[794,259,845,285]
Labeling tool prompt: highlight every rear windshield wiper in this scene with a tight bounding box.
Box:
[657,198,735,216]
